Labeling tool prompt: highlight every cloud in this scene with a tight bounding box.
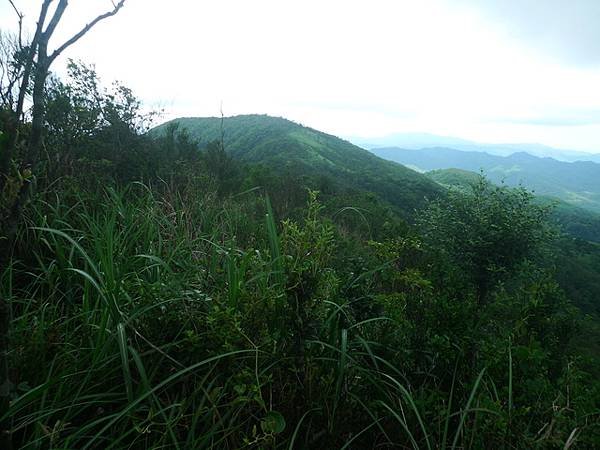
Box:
[4,0,600,150]
[492,108,600,127]
[459,0,600,66]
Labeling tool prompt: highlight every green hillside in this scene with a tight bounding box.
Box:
[426,167,482,188]
[151,115,443,216]
[427,168,600,242]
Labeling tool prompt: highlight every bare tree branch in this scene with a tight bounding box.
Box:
[14,0,53,120]
[7,0,24,49]
[49,0,126,64]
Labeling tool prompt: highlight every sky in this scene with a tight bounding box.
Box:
[2,0,600,152]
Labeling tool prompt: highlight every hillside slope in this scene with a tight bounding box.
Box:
[427,168,600,243]
[372,147,600,212]
[151,115,443,216]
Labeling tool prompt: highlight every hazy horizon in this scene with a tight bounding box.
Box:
[2,0,600,152]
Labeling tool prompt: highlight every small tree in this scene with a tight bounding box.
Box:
[44,60,159,182]
[418,175,554,305]
[1,0,127,237]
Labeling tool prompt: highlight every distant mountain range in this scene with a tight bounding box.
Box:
[349,133,600,163]
[370,146,600,213]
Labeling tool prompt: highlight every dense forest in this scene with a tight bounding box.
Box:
[1,4,600,449]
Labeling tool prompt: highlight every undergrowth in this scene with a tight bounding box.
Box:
[3,176,598,449]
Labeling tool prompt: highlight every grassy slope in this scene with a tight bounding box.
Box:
[151,115,443,217]
[426,168,482,188]
[427,168,600,243]
[374,147,600,212]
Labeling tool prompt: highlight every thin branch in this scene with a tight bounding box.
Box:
[48,0,126,64]
[7,0,24,49]
[7,0,22,17]
[14,0,53,120]
[1,36,22,107]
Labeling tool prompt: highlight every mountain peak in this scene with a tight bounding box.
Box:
[150,115,443,217]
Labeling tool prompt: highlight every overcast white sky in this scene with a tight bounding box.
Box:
[3,0,600,151]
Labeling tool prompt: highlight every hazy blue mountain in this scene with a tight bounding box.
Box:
[349,133,474,151]
[348,133,600,163]
[371,147,600,212]
[467,143,600,163]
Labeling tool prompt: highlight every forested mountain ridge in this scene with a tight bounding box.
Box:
[151,116,600,243]
[150,115,443,217]
[372,146,600,212]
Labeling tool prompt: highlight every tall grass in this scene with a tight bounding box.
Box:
[2,181,583,448]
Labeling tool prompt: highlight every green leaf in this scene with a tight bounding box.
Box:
[262,410,286,434]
